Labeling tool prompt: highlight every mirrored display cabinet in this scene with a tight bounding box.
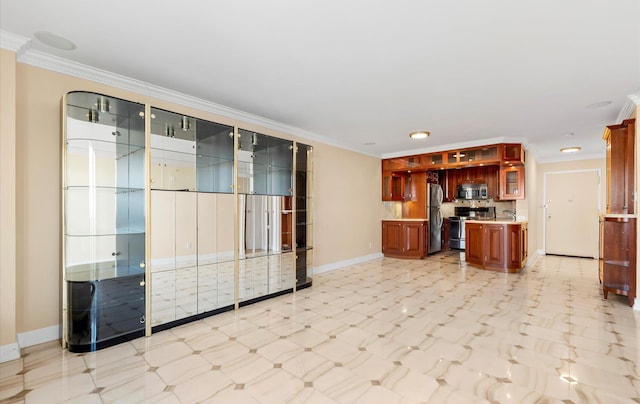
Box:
[237,129,295,304]
[64,92,313,351]
[63,92,146,352]
[296,143,313,289]
[149,107,236,329]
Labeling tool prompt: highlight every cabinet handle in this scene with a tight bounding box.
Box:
[111,252,121,256]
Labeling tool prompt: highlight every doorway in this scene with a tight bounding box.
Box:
[544,170,600,258]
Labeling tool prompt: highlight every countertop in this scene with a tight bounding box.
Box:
[382,218,428,222]
[465,218,528,225]
[600,213,638,219]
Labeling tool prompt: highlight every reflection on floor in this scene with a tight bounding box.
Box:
[2,251,639,403]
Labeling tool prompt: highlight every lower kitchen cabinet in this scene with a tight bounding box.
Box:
[465,221,527,273]
[382,220,428,259]
[601,216,636,306]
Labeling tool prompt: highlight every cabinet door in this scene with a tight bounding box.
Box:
[465,223,484,266]
[484,224,506,267]
[499,165,525,200]
[445,170,458,201]
[150,191,176,272]
[382,171,393,201]
[507,224,522,269]
[486,166,499,199]
[602,218,635,300]
[502,144,524,163]
[605,120,635,214]
[175,192,197,269]
[382,172,407,201]
[382,221,403,255]
[403,222,425,257]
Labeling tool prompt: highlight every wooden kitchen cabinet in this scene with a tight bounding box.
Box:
[486,165,499,200]
[603,119,635,214]
[443,170,457,202]
[502,144,525,164]
[381,143,526,201]
[498,165,525,200]
[508,222,528,269]
[601,217,636,306]
[382,171,409,201]
[484,224,506,268]
[465,221,527,273]
[465,223,484,266]
[382,220,428,259]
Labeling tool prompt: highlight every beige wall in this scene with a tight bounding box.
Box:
[8,58,384,340]
[313,143,384,265]
[0,49,18,352]
[535,158,607,254]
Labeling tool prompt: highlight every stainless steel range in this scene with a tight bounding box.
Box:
[449,206,495,249]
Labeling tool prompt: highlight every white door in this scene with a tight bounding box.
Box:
[545,171,600,258]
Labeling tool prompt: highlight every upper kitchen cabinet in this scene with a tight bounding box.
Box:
[501,144,525,164]
[382,170,408,201]
[238,129,294,196]
[446,146,499,167]
[63,92,146,352]
[424,152,446,168]
[498,165,525,200]
[603,118,635,214]
[459,146,499,165]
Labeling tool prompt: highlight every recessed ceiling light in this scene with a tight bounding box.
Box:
[585,100,612,109]
[560,147,581,153]
[562,132,574,137]
[363,142,376,146]
[409,131,430,139]
[34,31,76,50]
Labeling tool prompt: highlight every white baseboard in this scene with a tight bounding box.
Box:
[0,342,20,363]
[17,325,61,348]
[314,253,383,275]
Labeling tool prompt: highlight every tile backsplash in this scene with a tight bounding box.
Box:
[384,200,517,220]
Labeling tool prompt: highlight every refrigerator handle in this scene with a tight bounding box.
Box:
[437,185,443,206]
[437,209,443,229]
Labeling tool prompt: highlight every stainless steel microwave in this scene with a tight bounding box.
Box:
[457,183,488,200]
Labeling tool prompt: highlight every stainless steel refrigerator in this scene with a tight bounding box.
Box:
[427,183,444,254]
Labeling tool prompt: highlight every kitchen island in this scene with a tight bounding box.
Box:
[465,219,528,273]
[382,219,429,259]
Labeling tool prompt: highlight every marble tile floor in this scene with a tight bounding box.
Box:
[2,252,640,403]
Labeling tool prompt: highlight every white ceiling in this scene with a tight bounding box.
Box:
[1,0,639,162]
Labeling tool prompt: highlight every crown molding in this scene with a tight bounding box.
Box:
[616,92,640,123]
[0,30,31,54]
[14,47,377,158]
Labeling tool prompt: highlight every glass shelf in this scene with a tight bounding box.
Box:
[65,187,144,236]
[66,140,145,189]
